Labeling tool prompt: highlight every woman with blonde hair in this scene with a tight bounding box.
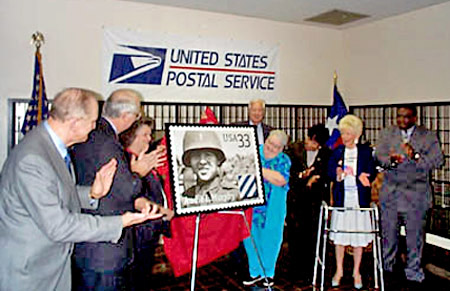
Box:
[327,114,376,289]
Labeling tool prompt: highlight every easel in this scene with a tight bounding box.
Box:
[189,210,273,291]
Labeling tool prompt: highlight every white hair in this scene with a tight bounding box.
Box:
[268,130,288,146]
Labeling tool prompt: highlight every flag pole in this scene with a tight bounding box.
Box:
[31,32,45,124]
[333,71,337,86]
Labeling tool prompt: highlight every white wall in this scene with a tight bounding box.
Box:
[0,0,343,166]
[2,1,450,167]
[342,2,450,105]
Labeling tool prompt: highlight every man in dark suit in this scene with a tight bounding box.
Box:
[375,105,443,286]
[285,124,331,281]
[72,89,164,290]
[234,99,273,145]
[0,88,161,291]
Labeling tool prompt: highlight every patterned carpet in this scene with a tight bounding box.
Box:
[146,240,450,291]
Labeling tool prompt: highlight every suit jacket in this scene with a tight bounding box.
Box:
[123,151,170,247]
[72,118,143,271]
[375,125,443,212]
[328,144,376,208]
[135,172,167,246]
[0,124,122,291]
[286,141,332,206]
[233,120,273,142]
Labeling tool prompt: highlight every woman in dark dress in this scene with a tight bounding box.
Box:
[285,124,331,281]
[120,118,174,290]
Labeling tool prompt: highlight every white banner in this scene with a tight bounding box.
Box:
[103,28,279,103]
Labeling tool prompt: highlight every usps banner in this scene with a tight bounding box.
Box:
[103,28,279,103]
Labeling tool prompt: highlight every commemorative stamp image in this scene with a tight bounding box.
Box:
[166,124,265,216]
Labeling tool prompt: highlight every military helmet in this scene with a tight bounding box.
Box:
[182,131,225,167]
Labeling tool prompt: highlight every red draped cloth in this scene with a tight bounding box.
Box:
[159,107,252,276]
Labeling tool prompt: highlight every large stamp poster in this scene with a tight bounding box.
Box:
[166,124,265,216]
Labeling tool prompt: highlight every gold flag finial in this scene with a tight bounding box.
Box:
[31,32,45,50]
[333,71,338,86]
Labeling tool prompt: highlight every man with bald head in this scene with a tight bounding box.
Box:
[234,99,273,145]
[72,89,164,290]
[0,88,161,291]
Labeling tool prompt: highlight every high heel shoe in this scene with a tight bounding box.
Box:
[331,274,342,287]
[353,273,363,289]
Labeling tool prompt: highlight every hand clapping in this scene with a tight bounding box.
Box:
[90,159,118,199]
[130,145,166,177]
[358,172,371,187]
[121,210,163,228]
[401,142,415,159]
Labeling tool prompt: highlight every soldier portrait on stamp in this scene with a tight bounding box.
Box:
[166,124,265,216]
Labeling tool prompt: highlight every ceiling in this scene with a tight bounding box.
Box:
[123,0,450,29]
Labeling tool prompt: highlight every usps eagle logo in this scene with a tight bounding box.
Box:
[109,45,166,85]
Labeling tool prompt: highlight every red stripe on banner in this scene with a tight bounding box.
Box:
[169,65,275,75]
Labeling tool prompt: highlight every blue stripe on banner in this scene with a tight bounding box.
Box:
[238,174,257,199]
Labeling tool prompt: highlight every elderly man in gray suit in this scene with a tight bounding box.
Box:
[0,88,162,291]
[375,105,443,286]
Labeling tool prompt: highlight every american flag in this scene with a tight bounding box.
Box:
[21,50,49,135]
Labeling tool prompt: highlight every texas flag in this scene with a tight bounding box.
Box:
[325,84,348,149]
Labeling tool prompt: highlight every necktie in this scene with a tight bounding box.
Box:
[64,154,72,175]
[402,130,409,143]
[257,124,264,145]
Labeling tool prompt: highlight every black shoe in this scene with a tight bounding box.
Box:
[243,275,264,286]
[263,277,274,287]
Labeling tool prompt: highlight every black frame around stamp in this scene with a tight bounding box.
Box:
[166,123,265,216]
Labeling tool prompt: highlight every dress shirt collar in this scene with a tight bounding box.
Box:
[401,125,416,142]
[306,150,319,168]
[249,121,264,145]
[43,121,67,159]
[103,116,118,135]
